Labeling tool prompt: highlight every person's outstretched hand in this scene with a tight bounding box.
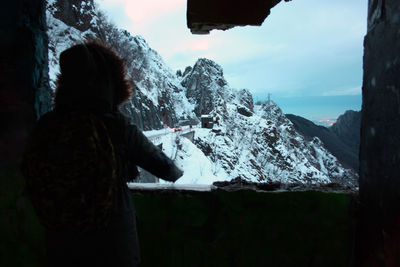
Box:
[167,166,183,183]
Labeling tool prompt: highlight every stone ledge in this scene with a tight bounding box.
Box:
[128,178,358,194]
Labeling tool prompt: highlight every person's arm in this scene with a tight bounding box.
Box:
[126,124,183,182]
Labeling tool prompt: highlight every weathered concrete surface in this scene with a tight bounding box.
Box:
[0,0,51,165]
[0,1,49,266]
[358,0,400,265]
[187,0,291,34]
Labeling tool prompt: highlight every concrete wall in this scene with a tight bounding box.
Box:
[358,0,400,265]
[0,0,51,166]
[1,186,357,267]
[0,1,49,266]
[133,189,356,267]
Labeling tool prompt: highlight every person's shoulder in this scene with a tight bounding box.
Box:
[102,111,142,135]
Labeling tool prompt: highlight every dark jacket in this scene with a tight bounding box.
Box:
[46,109,182,267]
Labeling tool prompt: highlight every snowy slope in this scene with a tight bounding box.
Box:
[192,101,356,185]
[181,58,357,185]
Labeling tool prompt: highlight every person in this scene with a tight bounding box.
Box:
[23,40,183,267]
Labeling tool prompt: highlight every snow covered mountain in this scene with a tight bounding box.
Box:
[178,58,357,185]
[46,0,358,186]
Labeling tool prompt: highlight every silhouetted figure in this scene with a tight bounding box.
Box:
[21,40,183,267]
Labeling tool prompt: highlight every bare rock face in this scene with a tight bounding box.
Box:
[237,106,252,117]
[237,89,254,112]
[330,110,361,153]
[49,0,96,32]
[182,58,228,117]
[182,66,193,77]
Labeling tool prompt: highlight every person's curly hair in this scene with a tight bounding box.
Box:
[55,40,134,109]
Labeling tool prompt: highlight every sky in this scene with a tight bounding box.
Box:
[96,0,367,122]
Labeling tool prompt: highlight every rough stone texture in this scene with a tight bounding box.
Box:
[358,0,400,265]
[50,0,96,32]
[0,0,48,266]
[182,66,193,77]
[187,0,291,34]
[237,88,254,112]
[120,90,166,131]
[0,0,51,165]
[237,106,253,117]
[181,58,227,117]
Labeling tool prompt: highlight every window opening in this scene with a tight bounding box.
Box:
[46,0,365,191]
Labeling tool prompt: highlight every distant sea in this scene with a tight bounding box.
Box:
[254,95,362,125]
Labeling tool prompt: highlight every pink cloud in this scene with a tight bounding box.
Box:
[189,39,210,51]
[174,36,225,54]
[120,0,186,24]
[101,0,125,3]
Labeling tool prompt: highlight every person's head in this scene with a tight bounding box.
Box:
[54,40,134,111]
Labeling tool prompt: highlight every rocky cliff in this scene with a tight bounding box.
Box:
[330,110,361,154]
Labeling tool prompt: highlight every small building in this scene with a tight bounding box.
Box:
[201,115,213,129]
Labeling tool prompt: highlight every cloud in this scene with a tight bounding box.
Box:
[100,0,186,24]
[97,0,367,101]
[322,86,362,96]
[176,37,212,52]
[188,38,210,51]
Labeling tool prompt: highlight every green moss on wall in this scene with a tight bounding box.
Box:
[0,179,356,267]
[133,189,356,267]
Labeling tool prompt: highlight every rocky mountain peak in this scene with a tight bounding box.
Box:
[181,58,229,117]
[331,110,361,133]
[193,58,224,75]
[258,101,288,125]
